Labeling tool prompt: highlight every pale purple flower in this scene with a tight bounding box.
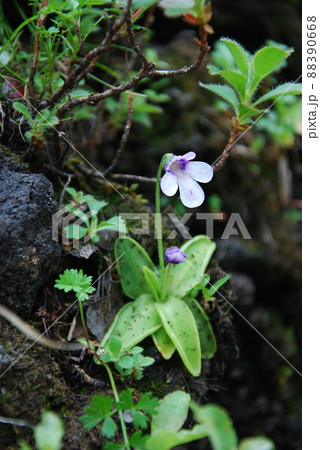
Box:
[160,152,213,208]
[165,247,187,264]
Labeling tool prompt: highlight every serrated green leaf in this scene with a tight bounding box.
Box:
[13,101,33,123]
[238,436,275,450]
[101,417,117,439]
[184,297,216,359]
[99,294,161,350]
[79,414,103,430]
[151,391,190,433]
[129,430,149,449]
[117,355,134,369]
[252,82,302,106]
[238,104,263,123]
[118,389,134,410]
[155,297,201,376]
[79,395,115,430]
[221,38,251,76]
[108,336,122,355]
[199,83,240,116]
[54,269,95,301]
[152,327,176,359]
[248,46,293,99]
[130,346,144,354]
[190,402,237,450]
[207,67,247,101]
[88,395,114,415]
[139,356,155,367]
[166,235,216,299]
[115,237,157,299]
[132,411,149,429]
[135,392,159,415]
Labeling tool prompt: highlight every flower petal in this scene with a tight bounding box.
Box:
[178,176,205,208]
[181,151,196,161]
[165,155,179,170]
[160,171,178,197]
[185,161,213,183]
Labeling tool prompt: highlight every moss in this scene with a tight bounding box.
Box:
[0,321,102,449]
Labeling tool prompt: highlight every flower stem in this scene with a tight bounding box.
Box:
[78,299,90,347]
[102,361,130,450]
[155,154,169,278]
[160,264,172,302]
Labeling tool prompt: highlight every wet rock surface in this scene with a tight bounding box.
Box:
[0,149,61,314]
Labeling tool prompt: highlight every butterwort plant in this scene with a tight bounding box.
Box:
[99,152,228,377]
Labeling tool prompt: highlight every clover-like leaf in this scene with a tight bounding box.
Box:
[54,269,95,301]
[101,417,118,439]
[79,395,115,430]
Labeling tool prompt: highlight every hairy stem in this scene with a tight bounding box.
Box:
[27,0,48,99]
[213,128,238,172]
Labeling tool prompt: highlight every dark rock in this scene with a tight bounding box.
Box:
[0,149,61,314]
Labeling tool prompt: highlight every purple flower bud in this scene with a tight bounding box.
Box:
[165,247,187,264]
